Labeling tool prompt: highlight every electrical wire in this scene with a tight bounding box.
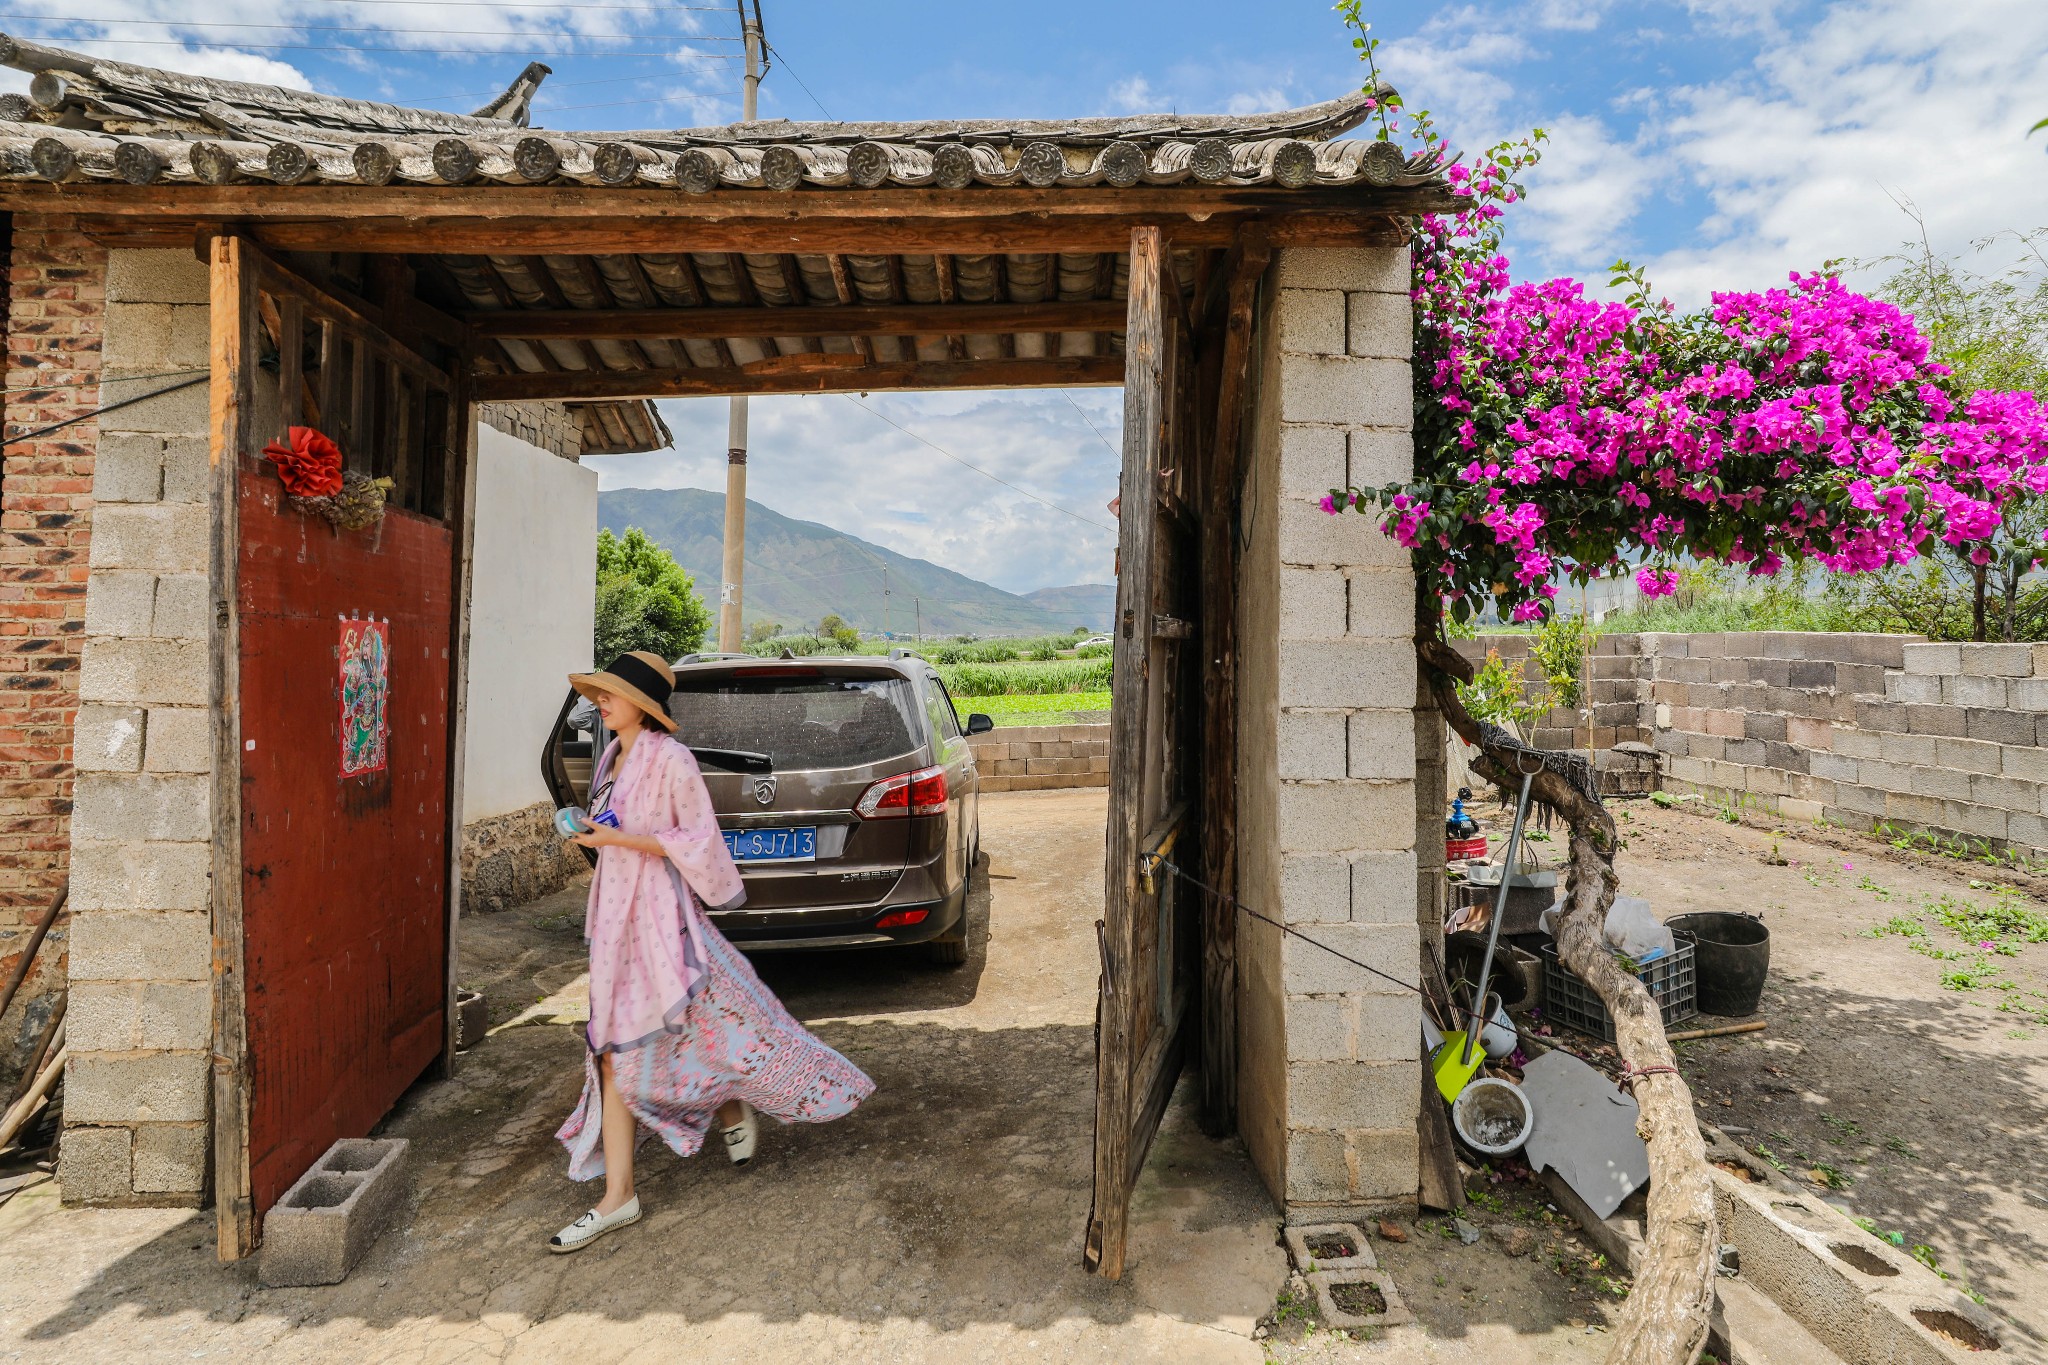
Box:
[0,365,210,398]
[762,40,828,120]
[1061,388,1122,459]
[839,395,1117,535]
[20,36,738,57]
[3,374,208,449]
[1156,856,1425,999]
[0,15,744,40]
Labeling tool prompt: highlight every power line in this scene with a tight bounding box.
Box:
[0,365,210,398]
[839,395,1117,535]
[1,15,745,39]
[4,374,208,449]
[302,0,734,8]
[762,40,828,120]
[1061,388,1122,459]
[21,35,739,57]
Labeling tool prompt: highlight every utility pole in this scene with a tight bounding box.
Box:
[717,0,766,651]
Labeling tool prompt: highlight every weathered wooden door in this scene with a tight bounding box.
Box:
[1086,226,1202,1279]
[209,237,473,1257]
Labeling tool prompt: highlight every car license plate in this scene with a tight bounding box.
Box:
[723,826,817,863]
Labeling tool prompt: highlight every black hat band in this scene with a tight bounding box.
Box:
[605,652,672,709]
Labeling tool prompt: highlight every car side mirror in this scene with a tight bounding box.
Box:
[965,713,995,735]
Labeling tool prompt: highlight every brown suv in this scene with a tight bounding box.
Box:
[542,651,990,965]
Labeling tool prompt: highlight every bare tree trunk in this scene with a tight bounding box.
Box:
[1419,631,1717,1365]
[1973,562,1988,643]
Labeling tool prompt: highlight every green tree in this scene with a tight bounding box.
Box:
[1860,219,2048,639]
[743,618,782,646]
[592,526,710,663]
[817,612,860,650]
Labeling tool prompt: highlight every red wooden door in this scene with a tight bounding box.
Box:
[236,460,453,1222]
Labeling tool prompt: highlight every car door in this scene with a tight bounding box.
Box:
[928,673,977,859]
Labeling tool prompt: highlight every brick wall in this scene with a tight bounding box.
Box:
[965,723,1107,792]
[60,247,215,1205]
[477,401,581,461]
[1240,246,1421,1219]
[0,216,105,1085]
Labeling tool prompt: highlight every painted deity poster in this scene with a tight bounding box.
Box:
[339,617,390,777]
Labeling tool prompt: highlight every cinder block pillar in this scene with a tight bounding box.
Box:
[62,247,215,1206]
[1237,245,1420,1218]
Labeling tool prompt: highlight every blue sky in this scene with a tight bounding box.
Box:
[7,1,2048,593]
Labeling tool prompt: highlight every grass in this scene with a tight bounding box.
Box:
[939,656,1112,697]
[954,690,1112,726]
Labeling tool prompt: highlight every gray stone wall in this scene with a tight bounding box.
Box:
[477,401,581,461]
[61,248,216,1205]
[965,723,1109,792]
[460,801,589,914]
[1237,246,1421,1218]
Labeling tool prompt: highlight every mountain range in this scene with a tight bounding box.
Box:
[597,487,1115,637]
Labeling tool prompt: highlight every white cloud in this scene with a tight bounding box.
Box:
[1223,86,1290,115]
[593,390,1124,595]
[1514,112,1656,266]
[1106,74,1161,114]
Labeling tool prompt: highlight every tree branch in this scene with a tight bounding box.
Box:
[1419,622,1717,1364]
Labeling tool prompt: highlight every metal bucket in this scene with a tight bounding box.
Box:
[1667,912,1770,1017]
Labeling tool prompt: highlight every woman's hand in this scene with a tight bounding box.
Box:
[568,825,620,850]
[569,827,668,858]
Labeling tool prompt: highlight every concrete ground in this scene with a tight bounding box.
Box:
[3,789,1616,1364]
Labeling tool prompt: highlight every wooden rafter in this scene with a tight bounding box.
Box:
[471,354,1121,403]
[933,253,966,362]
[823,252,873,364]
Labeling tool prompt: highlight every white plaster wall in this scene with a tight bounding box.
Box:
[460,424,597,823]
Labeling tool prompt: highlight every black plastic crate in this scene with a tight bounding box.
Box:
[1538,934,1697,1043]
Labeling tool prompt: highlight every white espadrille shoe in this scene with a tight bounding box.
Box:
[722,1103,758,1166]
[547,1195,641,1253]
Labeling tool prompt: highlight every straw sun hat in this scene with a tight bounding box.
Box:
[569,651,678,733]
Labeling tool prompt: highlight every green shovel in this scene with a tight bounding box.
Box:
[1432,762,1536,1102]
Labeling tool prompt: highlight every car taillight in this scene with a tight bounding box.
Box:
[875,909,929,928]
[855,765,948,818]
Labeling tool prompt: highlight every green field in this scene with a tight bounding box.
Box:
[954,690,1113,727]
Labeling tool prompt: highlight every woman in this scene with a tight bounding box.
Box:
[548,651,874,1253]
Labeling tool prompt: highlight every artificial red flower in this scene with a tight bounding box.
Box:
[262,425,344,499]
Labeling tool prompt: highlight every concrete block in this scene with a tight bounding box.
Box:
[1945,800,2009,841]
[150,574,209,639]
[1343,1129,1425,1203]
[1279,565,1347,640]
[1284,1221,1378,1271]
[143,707,211,773]
[1908,765,1973,803]
[1784,715,1834,750]
[1279,354,1410,427]
[1285,996,1354,1061]
[65,1052,208,1123]
[1289,1059,1417,1130]
[104,300,209,373]
[1885,672,1942,704]
[1352,993,1419,1064]
[1271,246,1408,294]
[59,1125,134,1205]
[1347,428,1412,487]
[1946,674,2009,709]
[1878,731,1937,767]
[1278,638,1416,709]
[1833,784,1889,817]
[1278,710,1348,780]
[95,372,209,437]
[1283,922,1418,996]
[106,247,209,305]
[1901,642,1960,676]
[93,432,166,504]
[159,436,210,503]
[1832,726,1884,760]
[1972,774,2039,812]
[1966,708,2034,747]
[83,571,157,640]
[260,1138,413,1288]
[1285,1128,1351,1203]
[87,503,208,575]
[1346,290,1412,361]
[73,706,144,773]
[1885,792,1947,827]
[1278,424,1347,499]
[1905,704,1968,738]
[79,637,208,706]
[1933,737,2002,775]
[71,773,210,842]
[1779,797,1825,823]
[1345,570,1409,637]
[138,982,211,1050]
[1957,642,2034,676]
[1277,780,1415,854]
[2004,744,2048,784]
[1346,709,1415,780]
[2011,678,2048,711]
[1277,497,1408,569]
[1350,849,1418,925]
[69,910,210,982]
[1809,752,1862,784]
[68,839,210,912]
[132,1123,207,1194]
[1276,288,1347,355]
[66,984,140,1052]
[1280,853,1353,925]
[2008,811,2048,851]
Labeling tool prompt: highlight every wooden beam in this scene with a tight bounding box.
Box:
[823,252,873,364]
[77,207,1421,257]
[472,353,1122,402]
[463,298,1131,341]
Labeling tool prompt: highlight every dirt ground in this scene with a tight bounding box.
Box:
[0,788,1635,1365]
[1463,794,2048,1359]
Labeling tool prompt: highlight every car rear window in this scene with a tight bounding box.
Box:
[670,672,922,770]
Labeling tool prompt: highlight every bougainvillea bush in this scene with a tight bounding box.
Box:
[1321,90,2048,630]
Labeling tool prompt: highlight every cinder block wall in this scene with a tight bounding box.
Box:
[0,216,104,1087]
[965,722,1109,792]
[1455,632,1651,752]
[61,248,216,1206]
[1237,245,1420,1218]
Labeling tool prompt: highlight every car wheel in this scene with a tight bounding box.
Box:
[926,830,976,967]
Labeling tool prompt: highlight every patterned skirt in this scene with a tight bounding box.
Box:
[556,921,875,1180]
